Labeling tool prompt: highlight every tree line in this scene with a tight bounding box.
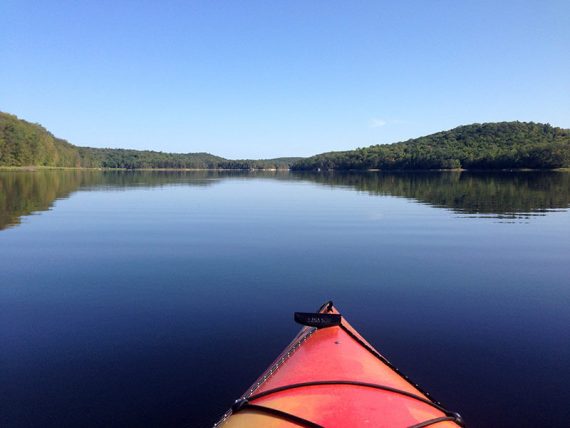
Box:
[2,112,569,170]
[291,122,570,170]
[0,112,299,169]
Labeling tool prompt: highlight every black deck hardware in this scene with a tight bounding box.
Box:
[231,398,248,413]
[294,312,341,328]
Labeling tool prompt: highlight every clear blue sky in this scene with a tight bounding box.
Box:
[1,1,569,159]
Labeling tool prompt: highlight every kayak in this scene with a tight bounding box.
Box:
[214,301,463,427]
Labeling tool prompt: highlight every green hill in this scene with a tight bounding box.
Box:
[76,147,227,169]
[291,122,570,171]
[0,112,81,167]
[0,112,300,169]
[3,113,569,170]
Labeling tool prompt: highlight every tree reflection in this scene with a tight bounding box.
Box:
[1,170,569,230]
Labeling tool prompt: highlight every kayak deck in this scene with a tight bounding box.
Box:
[215,301,463,427]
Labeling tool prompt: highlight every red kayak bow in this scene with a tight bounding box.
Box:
[215,301,463,427]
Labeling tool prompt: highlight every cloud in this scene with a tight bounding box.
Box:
[369,118,387,128]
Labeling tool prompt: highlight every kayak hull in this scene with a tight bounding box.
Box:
[216,302,462,428]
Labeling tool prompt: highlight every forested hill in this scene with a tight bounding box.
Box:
[3,113,569,170]
[0,112,80,167]
[291,122,570,171]
[0,112,300,169]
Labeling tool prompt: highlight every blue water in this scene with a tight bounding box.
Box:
[1,171,569,427]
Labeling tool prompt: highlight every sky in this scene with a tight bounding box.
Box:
[1,1,569,159]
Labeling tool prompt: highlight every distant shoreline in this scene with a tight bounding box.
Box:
[1,166,568,172]
[0,166,287,172]
[3,113,569,171]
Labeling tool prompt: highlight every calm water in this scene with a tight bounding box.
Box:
[1,170,569,427]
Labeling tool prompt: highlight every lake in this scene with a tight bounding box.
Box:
[1,170,569,427]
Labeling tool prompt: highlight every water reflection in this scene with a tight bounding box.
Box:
[0,170,223,230]
[293,171,570,218]
[1,169,569,230]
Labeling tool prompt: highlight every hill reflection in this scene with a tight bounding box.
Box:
[1,170,569,230]
[0,170,224,230]
[293,171,570,217]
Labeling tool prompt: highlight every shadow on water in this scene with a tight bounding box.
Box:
[1,169,570,230]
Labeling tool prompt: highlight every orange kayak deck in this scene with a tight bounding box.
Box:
[215,302,463,428]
